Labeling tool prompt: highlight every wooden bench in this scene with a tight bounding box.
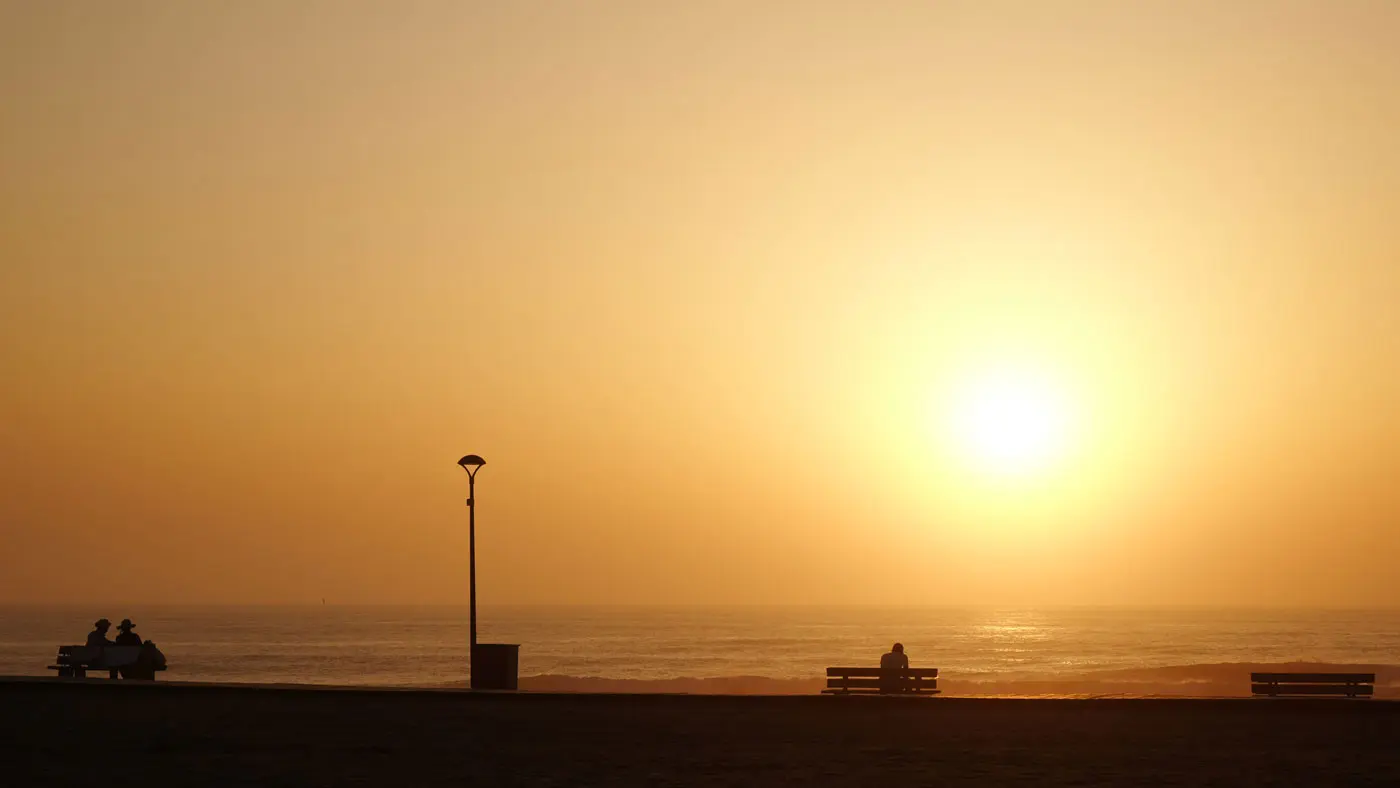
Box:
[824,667,939,695]
[1251,672,1374,698]
[48,646,165,679]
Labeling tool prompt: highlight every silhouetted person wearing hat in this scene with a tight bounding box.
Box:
[880,642,909,693]
[114,619,142,646]
[108,618,163,680]
[86,619,114,648]
[86,619,119,678]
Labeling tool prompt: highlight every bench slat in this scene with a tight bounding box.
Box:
[826,667,938,678]
[822,688,941,695]
[53,646,145,666]
[57,646,102,662]
[1250,673,1375,684]
[1251,683,1374,696]
[828,678,938,690]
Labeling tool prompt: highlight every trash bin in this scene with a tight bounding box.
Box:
[470,643,519,690]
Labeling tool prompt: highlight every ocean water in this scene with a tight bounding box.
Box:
[3,606,1398,696]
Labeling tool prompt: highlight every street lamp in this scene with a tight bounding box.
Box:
[456,453,519,690]
[457,454,486,653]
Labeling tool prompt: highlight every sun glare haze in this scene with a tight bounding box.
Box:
[947,365,1075,479]
[2,0,1399,610]
[9,3,1400,784]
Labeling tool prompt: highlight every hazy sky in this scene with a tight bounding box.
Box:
[3,1,1398,606]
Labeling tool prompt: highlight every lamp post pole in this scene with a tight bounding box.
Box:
[457,453,520,690]
[468,471,477,652]
[458,455,486,661]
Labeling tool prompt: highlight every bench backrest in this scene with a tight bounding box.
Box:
[1251,672,1375,684]
[827,667,939,679]
[826,666,939,693]
[57,645,102,663]
[56,645,143,667]
[1251,672,1375,697]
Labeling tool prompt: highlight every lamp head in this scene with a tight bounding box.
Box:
[457,454,486,473]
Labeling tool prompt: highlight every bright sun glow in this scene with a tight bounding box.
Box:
[948,367,1075,478]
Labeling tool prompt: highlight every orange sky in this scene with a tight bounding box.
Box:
[2,1,1399,606]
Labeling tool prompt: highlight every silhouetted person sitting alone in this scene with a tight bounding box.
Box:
[114,618,142,646]
[879,642,910,693]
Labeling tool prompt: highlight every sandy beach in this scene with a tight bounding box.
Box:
[5,679,1400,786]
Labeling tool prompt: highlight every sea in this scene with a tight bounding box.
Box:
[4,606,1398,696]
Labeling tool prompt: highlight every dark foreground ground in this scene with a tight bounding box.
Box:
[4,679,1400,787]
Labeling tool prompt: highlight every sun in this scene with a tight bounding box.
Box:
[946,366,1074,478]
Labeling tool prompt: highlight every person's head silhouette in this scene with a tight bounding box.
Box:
[892,642,904,653]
